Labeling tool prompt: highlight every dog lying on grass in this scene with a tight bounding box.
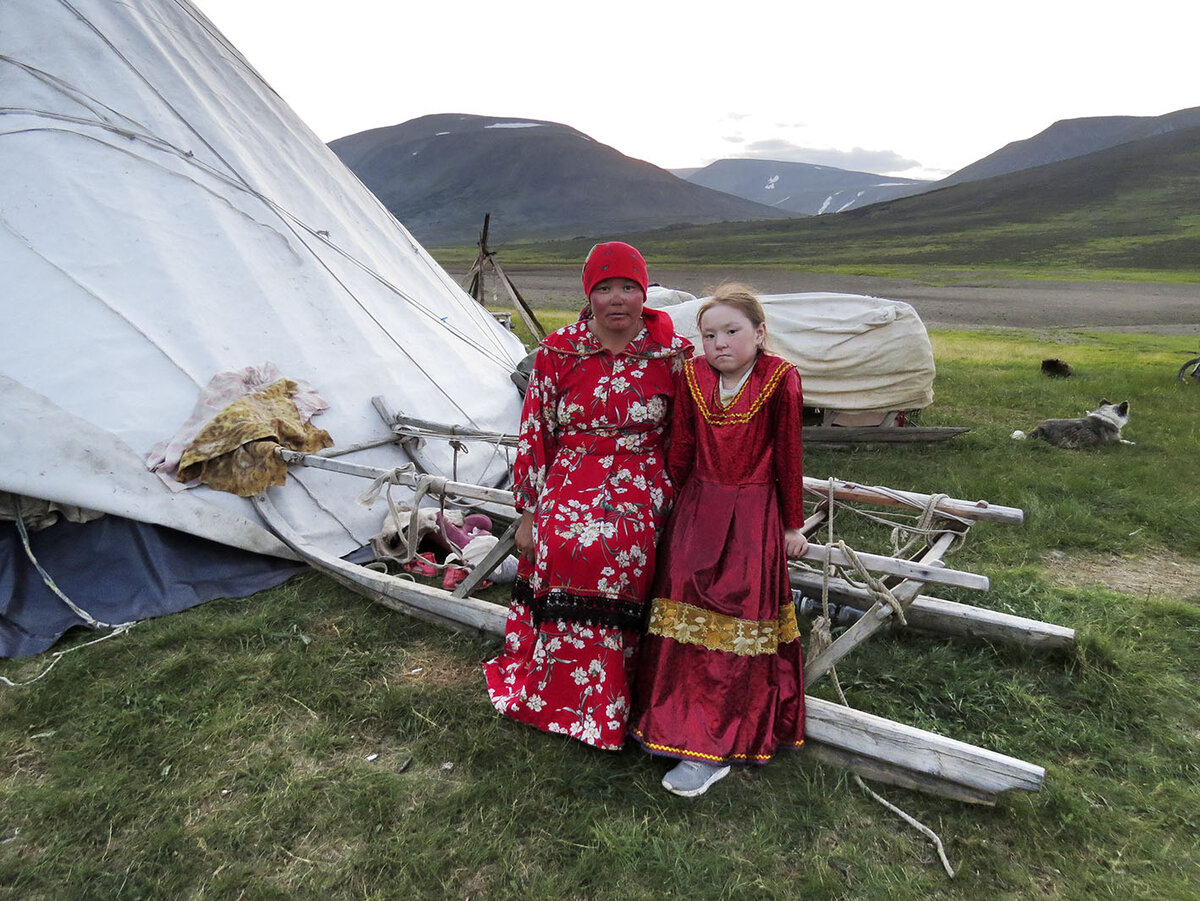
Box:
[1012,399,1133,448]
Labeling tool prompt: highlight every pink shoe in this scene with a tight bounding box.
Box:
[402,552,437,577]
[442,566,470,591]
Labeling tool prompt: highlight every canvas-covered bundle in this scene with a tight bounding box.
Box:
[649,291,936,417]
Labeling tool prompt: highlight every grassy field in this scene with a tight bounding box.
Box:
[2,327,1199,899]
[438,233,1200,285]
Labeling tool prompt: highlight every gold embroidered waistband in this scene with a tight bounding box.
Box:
[646,597,801,656]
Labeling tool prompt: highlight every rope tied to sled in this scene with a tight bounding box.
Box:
[832,538,908,627]
[355,463,419,508]
[806,478,956,879]
[355,464,427,564]
[356,465,476,566]
[889,491,963,559]
[809,482,970,561]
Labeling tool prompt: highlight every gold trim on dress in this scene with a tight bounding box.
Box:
[645,596,801,656]
[685,357,793,426]
[629,730,802,762]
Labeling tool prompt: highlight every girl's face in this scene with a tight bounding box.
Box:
[700,303,765,381]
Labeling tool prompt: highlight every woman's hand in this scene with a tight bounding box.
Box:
[514,511,536,562]
[784,528,809,559]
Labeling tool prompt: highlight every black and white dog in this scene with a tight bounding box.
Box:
[1012,400,1133,448]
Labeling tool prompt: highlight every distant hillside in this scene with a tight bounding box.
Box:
[676,158,932,214]
[329,114,788,245]
[942,106,1200,186]
[525,124,1200,274]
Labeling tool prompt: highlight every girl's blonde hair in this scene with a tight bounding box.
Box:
[697,283,768,338]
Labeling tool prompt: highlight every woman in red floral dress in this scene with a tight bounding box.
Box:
[630,284,808,796]
[483,242,691,750]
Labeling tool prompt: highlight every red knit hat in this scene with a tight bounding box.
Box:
[581,241,648,297]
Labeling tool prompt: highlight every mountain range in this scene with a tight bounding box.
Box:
[605,121,1200,274]
[938,106,1200,186]
[675,158,930,216]
[329,107,1200,247]
[329,115,786,246]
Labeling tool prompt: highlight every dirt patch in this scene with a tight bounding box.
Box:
[1043,548,1200,602]
[386,642,481,690]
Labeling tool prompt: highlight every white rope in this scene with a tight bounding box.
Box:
[831,539,908,626]
[3,496,136,688]
[1,625,134,688]
[803,482,973,543]
[10,499,135,631]
[851,774,956,878]
[354,463,419,508]
[890,492,959,559]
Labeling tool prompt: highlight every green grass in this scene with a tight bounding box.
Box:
[447,235,1200,284]
[3,328,1200,899]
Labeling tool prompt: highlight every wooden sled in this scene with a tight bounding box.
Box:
[258,438,1065,806]
[804,425,970,445]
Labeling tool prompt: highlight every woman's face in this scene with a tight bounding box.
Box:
[700,303,764,381]
[588,278,645,335]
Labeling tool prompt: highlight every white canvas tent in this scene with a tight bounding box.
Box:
[1,0,526,653]
[648,289,936,421]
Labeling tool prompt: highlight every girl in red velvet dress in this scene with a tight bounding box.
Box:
[483,242,690,750]
[630,284,808,796]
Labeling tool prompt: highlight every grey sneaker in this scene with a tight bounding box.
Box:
[661,760,731,797]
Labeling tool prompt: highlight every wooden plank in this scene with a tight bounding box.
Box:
[803,477,1025,526]
[388,416,520,448]
[275,449,518,510]
[790,571,1075,650]
[800,507,829,535]
[801,695,1046,801]
[800,541,989,591]
[804,696,1044,802]
[802,741,1003,805]
[492,258,546,341]
[804,426,970,444]
[370,398,520,447]
[904,596,1074,649]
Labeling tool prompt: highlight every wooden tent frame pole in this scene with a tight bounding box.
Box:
[463,213,546,341]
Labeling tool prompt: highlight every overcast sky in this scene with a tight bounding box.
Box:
[195,0,1198,181]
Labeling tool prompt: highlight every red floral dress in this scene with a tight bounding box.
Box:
[483,312,690,749]
[630,353,806,765]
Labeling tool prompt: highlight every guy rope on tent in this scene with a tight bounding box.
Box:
[251,401,1068,814]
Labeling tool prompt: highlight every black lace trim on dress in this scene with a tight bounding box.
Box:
[514,579,645,631]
